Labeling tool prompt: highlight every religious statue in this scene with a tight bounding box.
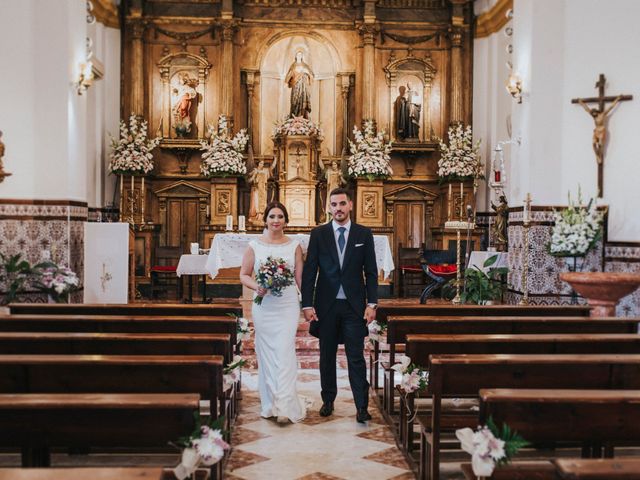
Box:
[577,95,623,166]
[319,160,345,221]
[285,51,313,119]
[491,194,509,251]
[172,72,198,136]
[394,83,421,140]
[248,160,272,224]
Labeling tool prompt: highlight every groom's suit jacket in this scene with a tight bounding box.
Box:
[301,221,378,338]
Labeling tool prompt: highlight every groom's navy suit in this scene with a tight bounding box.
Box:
[301,220,378,409]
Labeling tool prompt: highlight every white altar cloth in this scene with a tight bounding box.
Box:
[176,254,209,277]
[204,233,395,280]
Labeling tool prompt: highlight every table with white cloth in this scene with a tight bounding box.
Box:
[204,233,394,280]
[468,251,509,273]
[176,254,209,303]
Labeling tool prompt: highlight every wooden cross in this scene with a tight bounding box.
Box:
[571,74,632,197]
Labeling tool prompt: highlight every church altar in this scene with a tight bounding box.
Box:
[205,233,394,280]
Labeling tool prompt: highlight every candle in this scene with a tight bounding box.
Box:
[494,169,501,183]
[523,193,531,223]
[206,205,210,218]
[459,182,464,219]
[448,183,452,220]
[226,215,233,231]
[238,215,246,232]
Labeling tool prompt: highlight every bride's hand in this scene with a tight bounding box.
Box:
[256,287,268,296]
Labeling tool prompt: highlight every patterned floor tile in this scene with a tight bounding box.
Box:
[363,447,412,470]
[225,448,269,471]
[298,372,322,382]
[356,426,396,445]
[296,473,347,480]
[231,426,271,446]
[235,411,263,425]
[388,472,417,480]
[301,409,346,426]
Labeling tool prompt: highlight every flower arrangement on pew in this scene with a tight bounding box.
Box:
[33,262,80,303]
[174,414,229,480]
[456,417,529,478]
[223,355,246,392]
[391,354,429,394]
[367,319,388,345]
[236,316,253,344]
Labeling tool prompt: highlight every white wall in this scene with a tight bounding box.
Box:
[0,0,87,201]
[475,0,640,241]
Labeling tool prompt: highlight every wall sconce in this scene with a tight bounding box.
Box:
[506,73,523,103]
[76,37,103,95]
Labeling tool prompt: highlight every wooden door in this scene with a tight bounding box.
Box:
[394,201,425,250]
[166,198,201,252]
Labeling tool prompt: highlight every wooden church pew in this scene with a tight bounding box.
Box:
[553,458,640,479]
[7,302,242,318]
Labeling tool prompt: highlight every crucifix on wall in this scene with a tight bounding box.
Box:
[571,74,632,197]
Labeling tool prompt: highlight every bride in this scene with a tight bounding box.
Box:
[239,201,307,423]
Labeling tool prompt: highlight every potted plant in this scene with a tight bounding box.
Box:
[461,255,508,305]
[0,253,33,305]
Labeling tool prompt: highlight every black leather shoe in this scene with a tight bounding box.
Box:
[356,408,372,423]
[319,402,334,417]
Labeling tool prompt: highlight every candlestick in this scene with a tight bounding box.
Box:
[523,192,532,224]
[238,215,246,232]
[206,205,210,218]
[226,215,233,231]
[119,174,123,222]
[448,183,452,220]
[459,182,464,219]
[141,176,145,223]
[130,175,135,227]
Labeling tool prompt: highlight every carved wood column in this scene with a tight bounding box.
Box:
[220,20,237,127]
[129,19,146,116]
[450,27,464,124]
[242,69,258,158]
[359,23,379,123]
[159,65,170,137]
[339,73,352,157]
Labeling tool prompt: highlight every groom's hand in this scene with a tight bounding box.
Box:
[303,307,318,322]
[364,306,376,324]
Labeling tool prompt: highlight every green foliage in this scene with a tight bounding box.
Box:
[0,253,33,305]
[486,416,530,466]
[460,255,508,305]
[176,412,226,448]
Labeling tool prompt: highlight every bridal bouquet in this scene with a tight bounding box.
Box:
[391,355,429,394]
[549,189,604,257]
[109,114,160,175]
[456,417,529,477]
[437,124,483,183]
[200,114,249,178]
[173,414,229,480]
[254,256,295,305]
[347,120,393,181]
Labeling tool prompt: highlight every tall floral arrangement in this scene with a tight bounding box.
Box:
[437,124,483,183]
[200,114,249,178]
[549,188,604,257]
[272,116,324,139]
[109,114,161,175]
[347,120,393,181]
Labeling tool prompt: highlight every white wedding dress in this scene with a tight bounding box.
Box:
[250,238,307,423]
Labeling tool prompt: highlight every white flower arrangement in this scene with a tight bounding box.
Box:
[549,188,604,257]
[272,116,324,139]
[200,114,249,178]
[367,319,387,344]
[347,120,393,181]
[109,114,161,175]
[223,355,246,392]
[456,418,528,477]
[236,316,253,344]
[391,355,429,394]
[173,415,229,480]
[437,124,483,182]
[34,263,80,303]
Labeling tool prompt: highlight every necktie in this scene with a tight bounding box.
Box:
[338,227,346,253]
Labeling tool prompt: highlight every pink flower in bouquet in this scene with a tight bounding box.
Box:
[254,255,295,305]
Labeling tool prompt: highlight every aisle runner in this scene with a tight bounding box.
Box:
[225,370,414,480]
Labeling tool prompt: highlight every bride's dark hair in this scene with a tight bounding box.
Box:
[263,201,289,223]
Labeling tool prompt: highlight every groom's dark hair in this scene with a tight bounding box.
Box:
[330,187,352,200]
[263,201,289,223]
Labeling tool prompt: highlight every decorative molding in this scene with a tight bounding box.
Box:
[152,25,216,42]
[475,0,512,39]
[92,0,119,29]
[381,30,443,45]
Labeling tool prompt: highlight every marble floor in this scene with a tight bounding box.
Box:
[226,369,416,480]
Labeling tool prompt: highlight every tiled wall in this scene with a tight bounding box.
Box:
[605,242,640,317]
[0,200,87,302]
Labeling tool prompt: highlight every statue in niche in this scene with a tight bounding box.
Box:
[319,160,345,222]
[285,51,313,119]
[248,160,272,223]
[171,72,198,137]
[394,83,421,141]
[491,194,509,251]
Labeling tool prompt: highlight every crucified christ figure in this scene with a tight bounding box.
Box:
[577,95,623,165]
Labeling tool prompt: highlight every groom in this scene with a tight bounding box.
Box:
[302,188,378,423]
